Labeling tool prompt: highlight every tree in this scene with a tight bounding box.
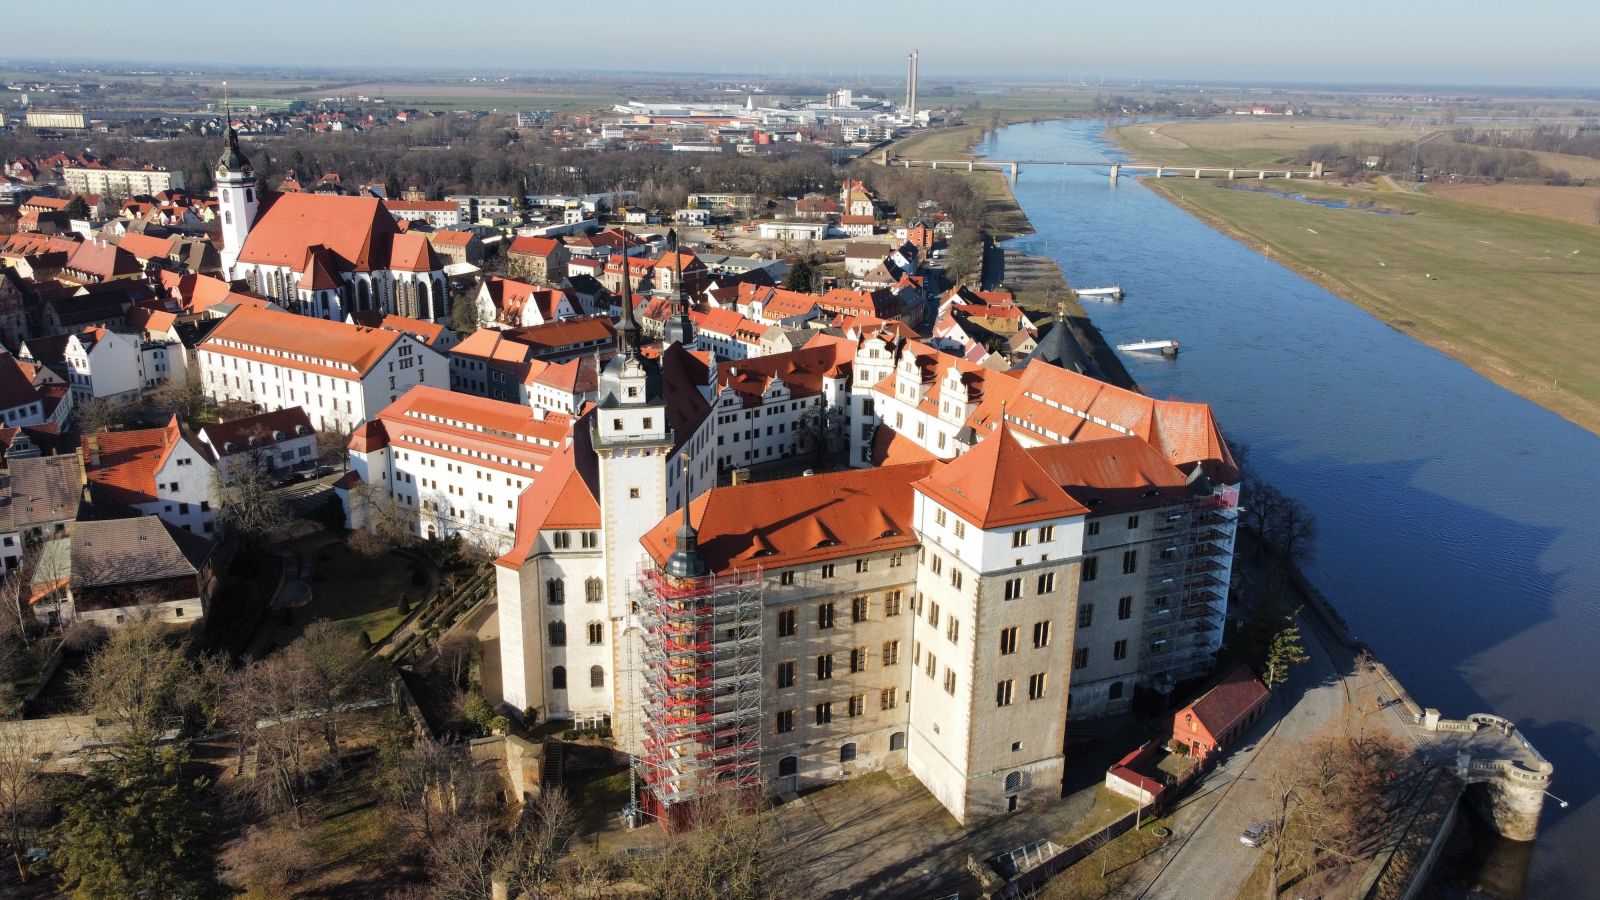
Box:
[782,256,816,292]
[1241,479,1286,559]
[796,403,847,466]
[72,396,135,436]
[626,795,786,900]
[73,612,188,748]
[1272,494,1318,568]
[215,465,289,549]
[0,729,46,881]
[943,234,983,289]
[450,291,486,334]
[219,824,320,896]
[496,788,578,896]
[1263,612,1310,690]
[49,744,228,900]
[62,197,90,220]
[150,380,208,430]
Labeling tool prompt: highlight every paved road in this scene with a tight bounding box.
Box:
[1123,610,1358,899]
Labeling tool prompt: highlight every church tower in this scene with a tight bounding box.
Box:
[661,229,696,348]
[592,240,674,751]
[215,96,258,279]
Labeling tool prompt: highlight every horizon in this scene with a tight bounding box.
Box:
[1,0,1595,90]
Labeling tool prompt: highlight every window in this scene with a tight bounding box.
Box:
[548,622,567,646]
[954,520,966,539]
[1086,521,1100,536]
[815,702,833,725]
[927,601,939,628]
[1011,529,1030,548]
[950,570,963,590]
[779,570,796,587]
[1073,648,1089,670]
[587,622,604,645]
[590,666,605,688]
[1127,515,1140,530]
[881,688,898,711]
[855,559,869,574]
[996,679,1015,707]
[546,578,565,605]
[890,553,903,568]
[1033,620,1052,649]
[999,626,1019,655]
[816,654,834,680]
[943,669,957,695]
[1118,596,1133,620]
[1109,681,1125,700]
[930,555,942,575]
[1082,556,1099,582]
[1077,604,1094,629]
[1122,549,1138,575]
[1040,525,1055,542]
[882,640,900,666]
[581,531,598,549]
[1028,673,1047,700]
[1004,577,1023,600]
[925,652,937,678]
[821,563,836,579]
[890,731,906,751]
[586,578,604,603]
[946,617,960,644]
[1114,639,1128,661]
[849,647,867,673]
[777,710,795,733]
[1037,572,1055,594]
[885,591,902,617]
[777,660,796,689]
[628,487,640,499]
[840,742,857,762]
[553,531,571,549]
[935,508,947,527]
[848,695,864,718]
[551,666,566,690]
[777,608,797,637]
[818,602,836,629]
[852,596,869,623]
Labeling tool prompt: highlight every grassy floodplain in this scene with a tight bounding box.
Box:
[1144,176,1600,434]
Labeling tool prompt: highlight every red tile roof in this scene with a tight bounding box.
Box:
[82,415,208,507]
[507,236,563,258]
[1182,664,1270,741]
[200,305,405,378]
[237,192,401,272]
[914,424,1087,529]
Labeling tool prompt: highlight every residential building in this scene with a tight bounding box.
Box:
[22,327,143,403]
[63,517,216,629]
[383,199,462,229]
[197,407,319,482]
[505,236,570,284]
[196,305,448,431]
[82,416,219,535]
[64,162,184,197]
[0,453,84,574]
[473,277,579,329]
[427,229,485,266]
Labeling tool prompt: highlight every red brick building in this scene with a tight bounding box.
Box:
[1173,664,1270,760]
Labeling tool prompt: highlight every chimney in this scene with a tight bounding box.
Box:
[85,438,99,468]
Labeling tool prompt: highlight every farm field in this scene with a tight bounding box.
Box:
[1426,182,1600,227]
[1145,177,1600,435]
[1109,119,1424,167]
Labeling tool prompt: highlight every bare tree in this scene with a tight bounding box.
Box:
[1273,494,1319,568]
[0,728,46,880]
[73,395,137,435]
[627,794,788,900]
[215,465,290,549]
[219,824,320,896]
[496,788,579,896]
[74,610,188,748]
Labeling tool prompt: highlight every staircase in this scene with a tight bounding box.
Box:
[541,738,565,790]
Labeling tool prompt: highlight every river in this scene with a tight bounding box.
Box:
[984,119,1600,897]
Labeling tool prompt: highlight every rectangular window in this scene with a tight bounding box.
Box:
[777,609,797,637]
[890,553,903,568]
[1077,603,1094,629]
[850,647,867,674]
[1004,577,1023,600]
[927,601,939,628]
[821,563,836,579]
[1127,515,1140,530]
[930,555,942,575]
[946,617,960,644]
[816,654,834,680]
[777,660,796,688]
[818,602,836,629]
[1073,648,1089,670]
[848,694,864,718]
[852,596,869,623]
[1118,596,1133,620]
[1011,529,1030,548]
[815,702,833,725]
[777,709,795,733]
[996,679,1015,707]
[1114,639,1129,661]
[1028,672,1048,701]
[780,570,795,586]
[999,626,1018,656]
[950,570,963,590]
[1033,620,1052,648]
[1086,521,1101,536]
[882,640,900,666]
[1040,525,1055,542]
[884,591,902,617]
[925,652,937,678]
[1082,556,1099,582]
[954,520,966,539]
[1122,549,1138,575]
[1037,572,1055,594]
[880,687,898,711]
[943,669,956,695]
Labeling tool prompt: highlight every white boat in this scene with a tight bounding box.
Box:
[1076,285,1123,301]
[1117,339,1179,357]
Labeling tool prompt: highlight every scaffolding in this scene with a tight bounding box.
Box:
[630,563,764,832]
[1139,484,1241,691]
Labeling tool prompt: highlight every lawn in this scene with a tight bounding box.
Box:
[276,541,430,648]
[892,123,985,160]
[1146,177,1600,435]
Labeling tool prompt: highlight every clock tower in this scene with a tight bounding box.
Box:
[215,112,257,279]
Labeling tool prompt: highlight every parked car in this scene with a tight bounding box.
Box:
[1240,821,1272,848]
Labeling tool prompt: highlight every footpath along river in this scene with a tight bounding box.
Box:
[983,119,1600,897]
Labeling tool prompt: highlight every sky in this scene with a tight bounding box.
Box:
[12,0,1600,89]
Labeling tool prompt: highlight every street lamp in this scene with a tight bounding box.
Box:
[1545,790,1570,809]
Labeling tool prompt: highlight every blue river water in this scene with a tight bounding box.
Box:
[984,120,1600,897]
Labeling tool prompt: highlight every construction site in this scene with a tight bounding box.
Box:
[1140,484,1241,697]
[631,564,765,832]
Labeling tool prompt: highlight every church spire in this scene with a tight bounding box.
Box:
[216,81,253,177]
[615,228,640,357]
[662,228,695,347]
[664,451,706,579]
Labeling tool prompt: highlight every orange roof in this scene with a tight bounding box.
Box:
[690,307,750,338]
[429,229,475,247]
[507,316,615,351]
[82,415,207,507]
[507,236,562,258]
[389,232,439,272]
[199,305,404,378]
[348,310,449,346]
[376,385,568,454]
[115,231,175,261]
[1182,664,1270,739]
[483,277,566,324]
[1028,436,1191,512]
[237,192,400,272]
[496,430,598,570]
[642,462,936,574]
[914,424,1087,529]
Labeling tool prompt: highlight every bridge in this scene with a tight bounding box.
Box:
[876,149,1322,185]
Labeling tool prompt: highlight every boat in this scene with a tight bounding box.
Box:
[1076,286,1124,301]
[1116,339,1179,357]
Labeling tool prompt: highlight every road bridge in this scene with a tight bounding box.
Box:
[877,148,1322,185]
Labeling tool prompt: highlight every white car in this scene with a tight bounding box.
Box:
[1240,821,1272,847]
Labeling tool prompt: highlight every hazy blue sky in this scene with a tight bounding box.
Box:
[13,0,1598,88]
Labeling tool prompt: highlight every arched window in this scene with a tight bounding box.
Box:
[778,756,798,777]
[418,279,432,320]
[435,278,447,317]
[587,622,604,645]
[357,279,371,310]
[548,621,566,646]
[546,578,565,605]
[224,210,232,224]
[551,666,566,690]
[590,665,605,688]
[890,731,906,751]
[1004,771,1023,793]
[585,577,603,603]
[840,743,856,763]
[245,188,254,203]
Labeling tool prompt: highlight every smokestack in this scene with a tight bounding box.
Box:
[909,50,920,120]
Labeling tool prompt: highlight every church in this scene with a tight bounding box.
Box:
[214,126,449,323]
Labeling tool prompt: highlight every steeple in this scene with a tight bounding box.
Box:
[615,228,641,357]
[215,81,253,177]
[595,227,661,411]
[663,451,706,579]
[662,228,695,347]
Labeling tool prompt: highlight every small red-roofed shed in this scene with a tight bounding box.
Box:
[1172,664,1270,760]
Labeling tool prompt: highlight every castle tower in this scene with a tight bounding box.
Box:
[661,228,696,348]
[215,96,258,279]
